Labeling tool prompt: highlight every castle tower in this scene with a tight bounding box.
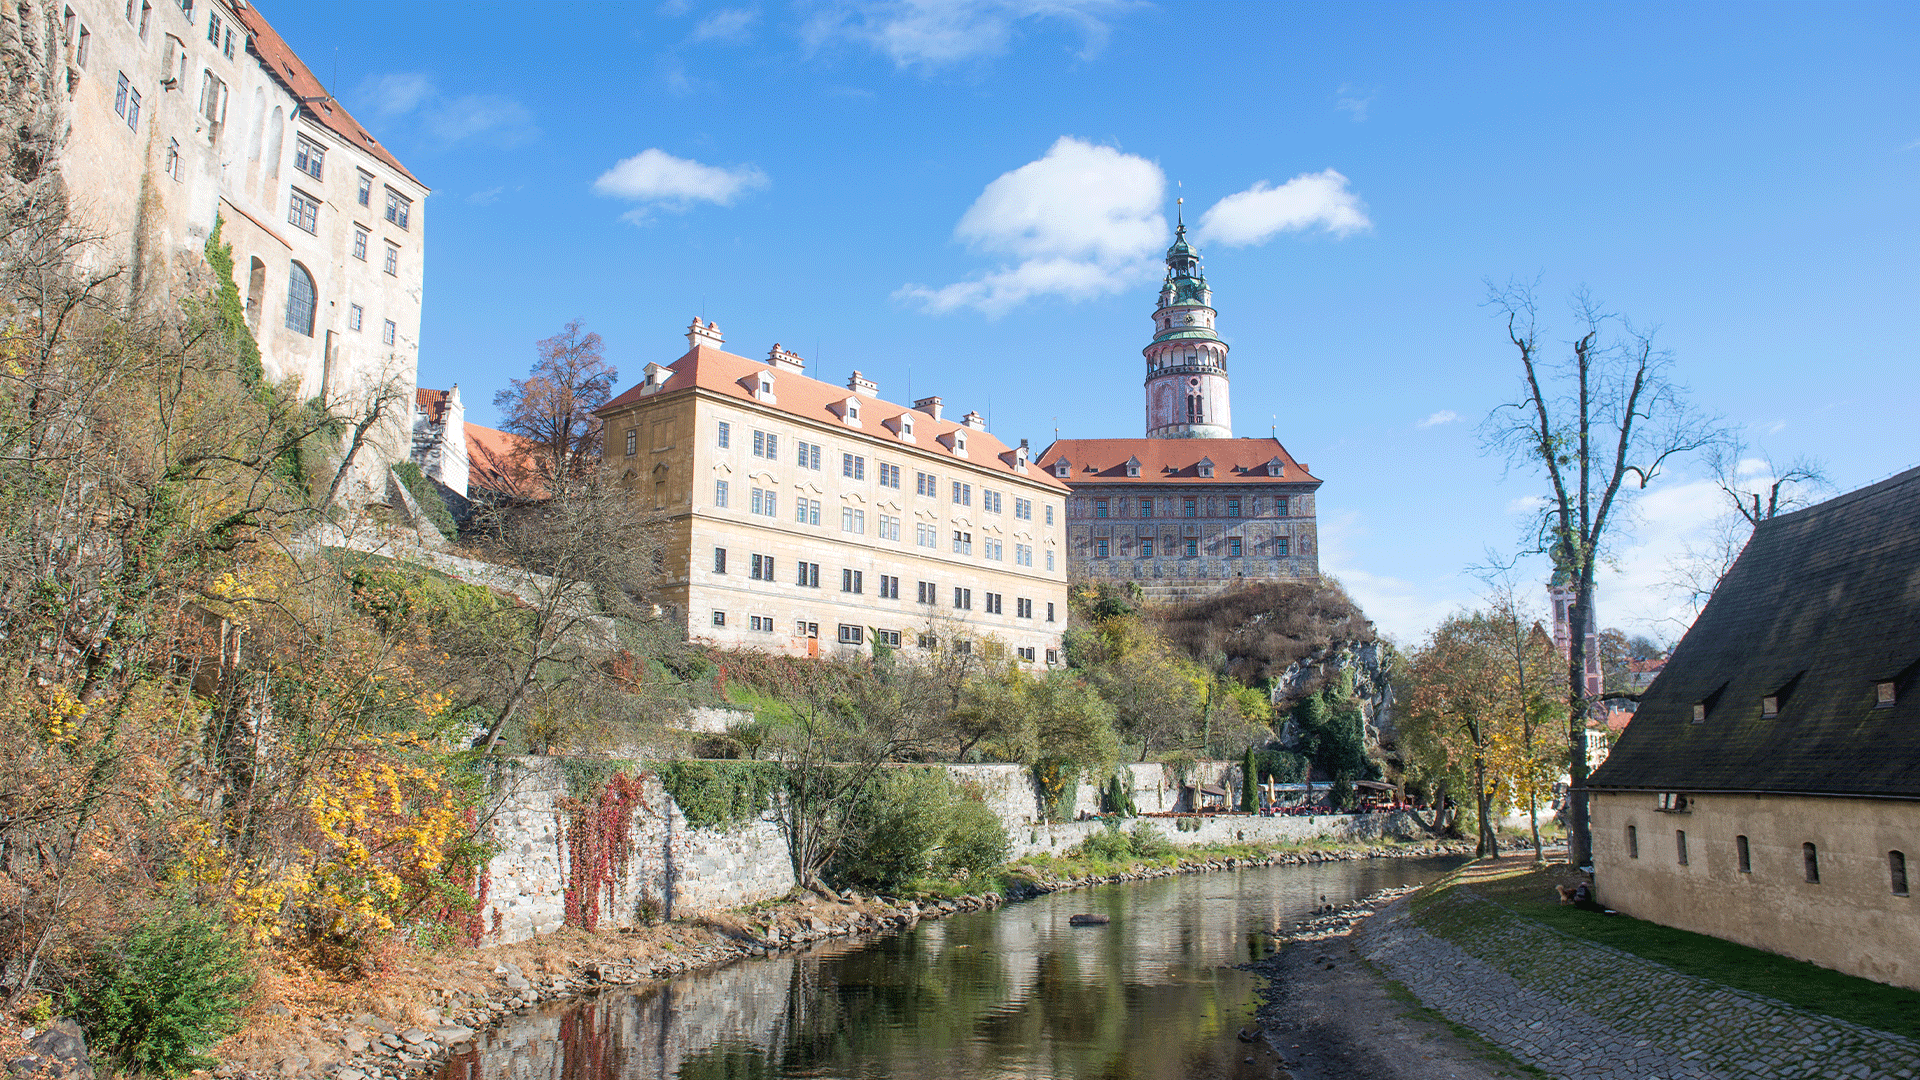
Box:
[1144,213,1233,439]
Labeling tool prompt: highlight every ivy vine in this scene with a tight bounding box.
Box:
[656,760,785,830]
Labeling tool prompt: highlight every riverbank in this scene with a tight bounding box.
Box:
[208,836,1471,1080]
[1253,856,1920,1080]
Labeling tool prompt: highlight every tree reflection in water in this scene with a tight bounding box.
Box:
[439,856,1464,1080]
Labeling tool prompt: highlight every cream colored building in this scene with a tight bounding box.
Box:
[598,321,1071,664]
[1588,467,1920,990]
[44,0,425,471]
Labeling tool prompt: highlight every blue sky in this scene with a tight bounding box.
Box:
[269,0,1918,646]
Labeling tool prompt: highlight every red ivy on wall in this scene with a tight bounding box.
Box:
[560,771,650,931]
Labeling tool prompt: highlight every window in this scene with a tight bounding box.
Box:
[1045,648,1058,665]
[284,262,315,336]
[115,71,130,117]
[1015,497,1032,520]
[1762,695,1779,718]
[1140,538,1154,558]
[1626,825,1638,859]
[792,498,819,525]
[126,81,141,128]
[841,569,863,594]
[357,171,372,207]
[1227,498,1241,518]
[384,244,399,276]
[385,188,411,230]
[796,562,820,588]
[1015,543,1032,566]
[916,471,937,497]
[1227,537,1242,558]
[952,481,971,506]
[1140,499,1154,519]
[1182,498,1198,518]
[1094,538,1109,559]
[984,539,1003,561]
[622,428,637,456]
[1804,842,1820,883]
[294,134,324,180]
[841,507,865,534]
[206,8,220,44]
[714,480,728,508]
[797,621,819,639]
[952,587,972,611]
[352,227,368,261]
[287,189,321,233]
[749,615,774,633]
[382,319,396,346]
[1184,538,1199,558]
[951,531,972,555]
[916,581,936,604]
[1657,792,1687,812]
[1046,602,1055,623]
[749,554,775,581]
[983,490,1002,514]
[837,624,864,645]
[878,462,901,488]
[750,488,777,516]
[1692,703,1707,723]
[876,514,899,541]
[752,430,777,459]
[711,611,726,627]
[1016,597,1032,619]
[1017,647,1036,662]
[876,628,901,648]
[878,575,900,600]
[1276,537,1290,556]
[1736,835,1751,874]
[713,548,727,574]
[138,0,150,40]
[956,640,972,654]
[1276,497,1290,516]
[1045,504,1055,526]
[1046,551,1055,572]
[717,421,731,448]
[348,303,363,331]
[76,25,89,67]
[1877,681,1898,707]
[1893,851,1910,897]
[842,453,865,480]
[795,441,822,469]
[916,523,937,548]
[1094,499,1108,519]
[1676,831,1688,866]
[984,592,1002,614]
[918,633,938,649]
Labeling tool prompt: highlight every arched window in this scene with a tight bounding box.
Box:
[284,261,315,336]
[1187,393,1204,425]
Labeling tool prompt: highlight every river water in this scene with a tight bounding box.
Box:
[438,856,1464,1080]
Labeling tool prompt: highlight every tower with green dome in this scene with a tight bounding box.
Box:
[1144,209,1233,439]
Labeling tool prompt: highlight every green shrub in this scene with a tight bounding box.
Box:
[937,798,1010,879]
[1076,821,1133,862]
[835,769,1010,891]
[1128,822,1174,859]
[69,900,256,1078]
[1175,815,1202,833]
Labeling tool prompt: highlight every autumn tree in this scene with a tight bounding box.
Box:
[1482,283,1718,867]
[494,320,619,490]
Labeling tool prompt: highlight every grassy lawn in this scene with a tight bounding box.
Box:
[1413,858,1920,1041]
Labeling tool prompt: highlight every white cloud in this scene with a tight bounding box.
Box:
[1334,82,1375,121]
[801,0,1125,70]
[1196,169,1371,247]
[897,136,1165,316]
[1318,510,1468,644]
[592,148,769,222]
[691,7,757,41]
[352,74,536,147]
[467,186,505,206]
[1416,409,1459,429]
[1505,494,1547,515]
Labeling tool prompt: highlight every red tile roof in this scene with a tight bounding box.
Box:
[1034,437,1322,486]
[465,422,543,499]
[416,387,451,426]
[599,344,1069,491]
[231,4,424,189]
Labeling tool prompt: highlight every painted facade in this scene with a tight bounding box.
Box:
[597,322,1071,665]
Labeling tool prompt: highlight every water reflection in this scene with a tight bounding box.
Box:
[439,857,1462,1080]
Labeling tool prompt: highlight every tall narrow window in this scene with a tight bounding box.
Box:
[1626,825,1638,859]
[1675,830,1688,866]
[713,548,726,574]
[283,262,315,336]
[714,480,728,508]
[352,226,368,261]
[287,189,320,234]
[294,134,324,179]
[347,303,363,331]
[385,188,411,230]
[357,170,373,206]
[382,319,396,346]
[384,244,399,276]
[1736,835,1751,874]
[1893,851,1909,897]
[1803,842,1820,884]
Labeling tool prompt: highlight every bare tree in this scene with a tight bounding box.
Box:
[1482,283,1719,868]
[493,320,618,490]
[1666,437,1827,617]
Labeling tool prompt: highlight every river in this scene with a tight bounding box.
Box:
[437,856,1465,1080]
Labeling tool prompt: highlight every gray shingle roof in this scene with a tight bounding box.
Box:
[1588,466,1920,799]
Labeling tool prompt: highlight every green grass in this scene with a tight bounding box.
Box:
[1414,861,1920,1041]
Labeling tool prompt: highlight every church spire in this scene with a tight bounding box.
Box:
[1142,207,1232,439]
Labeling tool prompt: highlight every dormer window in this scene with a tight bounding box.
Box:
[847,401,859,420]
[1266,457,1285,478]
[1878,681,1898,707]
[1125,456,1141,478]
[954,433,966,452]
[1197,457,1214,479]
[901,416,913,436]
[1761,695,1779,718]
[1692,703,1706,723]
[1054,459,1071,478]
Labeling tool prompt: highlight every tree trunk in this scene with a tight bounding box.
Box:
[1472,755,1498,858]
[1566,593,1594,868]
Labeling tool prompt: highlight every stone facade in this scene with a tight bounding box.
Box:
[48,0,424,481]
[1590,791,1920,991]
[596,323,1071,666]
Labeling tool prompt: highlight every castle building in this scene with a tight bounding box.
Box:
[1037,218,1321,599]
[39,0,425,474]
[597,322,1070,664]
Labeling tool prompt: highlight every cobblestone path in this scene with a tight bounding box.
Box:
[1358,889,1920,1080]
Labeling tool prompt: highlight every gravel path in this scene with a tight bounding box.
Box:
[1362,888,1920,1080]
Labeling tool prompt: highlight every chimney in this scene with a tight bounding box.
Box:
[687,318,724,350]
[914,396,943,421]
[767,343,807,374]
[961,410,987,431]
[847,370,878,397]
